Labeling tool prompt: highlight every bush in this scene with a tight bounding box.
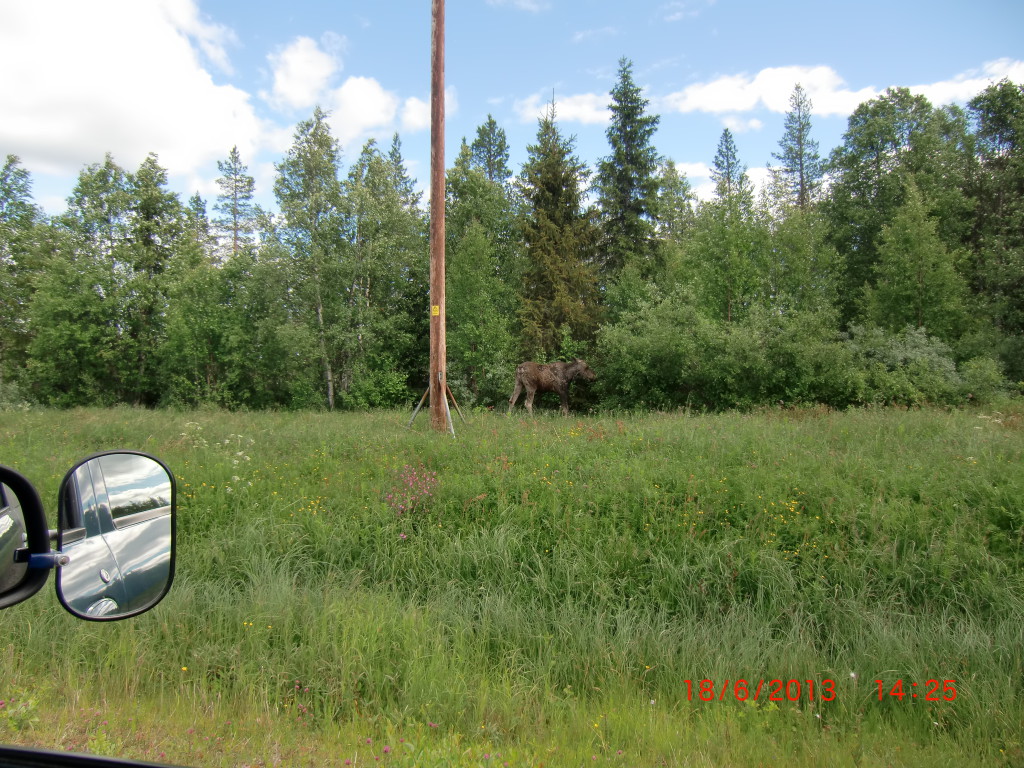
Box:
[597,291,859,410]
[846,325,964,406]
[959,356,1009,404]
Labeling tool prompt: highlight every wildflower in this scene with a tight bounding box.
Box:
[399,532,407,540]
[383,746,391,754]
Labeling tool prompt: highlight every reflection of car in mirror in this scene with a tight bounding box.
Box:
[0,481,29,595]
[57,453,176,619]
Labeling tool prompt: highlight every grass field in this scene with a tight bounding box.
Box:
[1,404,1022,767]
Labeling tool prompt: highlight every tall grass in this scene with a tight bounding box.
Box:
[1,405,1022,766]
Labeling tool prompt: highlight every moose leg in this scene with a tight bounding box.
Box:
[558,387,570,416]
[508,380,523,413]
[524,387,536,415]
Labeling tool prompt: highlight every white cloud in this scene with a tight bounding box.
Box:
[323,80,450,152]
[402,97,431,134]
[0,0,264,182]
[659,59,1024,123]
[691,180,716,201]
[327,77,400,148]
[514,92,610,125]
[661,65,877,117]
[911,58,1024,107]
[676,161,713,180]
[158,0,236,73]
[264,36,342,112]
[723,116,764,133]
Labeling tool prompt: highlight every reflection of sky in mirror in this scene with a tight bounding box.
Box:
[98,455,171,511]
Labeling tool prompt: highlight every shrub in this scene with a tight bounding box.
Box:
[959,356,1009,404]
[845,325,963,405]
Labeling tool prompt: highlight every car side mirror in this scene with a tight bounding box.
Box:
[56,452,176,621]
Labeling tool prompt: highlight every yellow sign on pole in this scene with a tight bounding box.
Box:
[431,305,440,317]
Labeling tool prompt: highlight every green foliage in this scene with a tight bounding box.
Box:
[764,205,842,314]
[959,356,1010,404]
[25,154,183,406]
[966,80,1024,370]
[826,88,973,323]
[444,143,519,406]
[597,292,860,410]
[0,154,45,375]
[845,325,965,406]
[685,190,769,324]
[862,179,969,340]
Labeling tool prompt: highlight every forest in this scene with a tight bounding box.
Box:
[1,60,1022,412]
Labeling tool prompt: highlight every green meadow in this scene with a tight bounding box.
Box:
[1,405,1022,767]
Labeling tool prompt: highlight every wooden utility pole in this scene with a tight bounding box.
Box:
[428,0,448,432]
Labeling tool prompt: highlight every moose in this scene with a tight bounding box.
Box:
[508,359,596,416]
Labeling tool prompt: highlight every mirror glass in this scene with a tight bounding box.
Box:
[56,453,175,620]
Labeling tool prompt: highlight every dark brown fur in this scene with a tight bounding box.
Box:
[508,359,596,415]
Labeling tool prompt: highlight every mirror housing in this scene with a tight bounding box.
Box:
[56,452,176,621]
[0,466,50,610]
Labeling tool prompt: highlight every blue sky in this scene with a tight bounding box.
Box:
[3,0,1023,215]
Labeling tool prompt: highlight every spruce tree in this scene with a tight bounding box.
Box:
[213,146,256,259]
[518,103,601,359]
[711,128,749,203]
[772,84,824,209]
[595,57,661,277]
[470,115,512,185]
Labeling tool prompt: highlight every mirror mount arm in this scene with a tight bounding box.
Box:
[14,548,71,570]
